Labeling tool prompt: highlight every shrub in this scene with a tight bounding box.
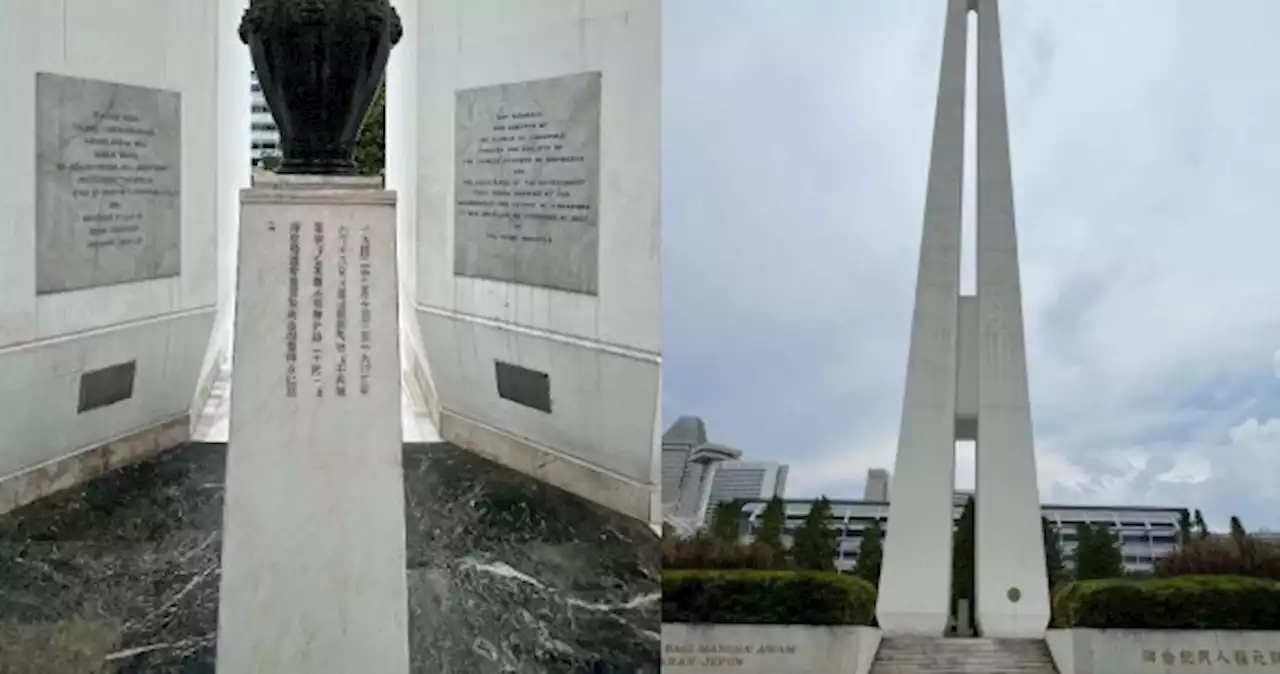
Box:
[662,533,787,570]
[1052,575,1280,630]
[663,569,876,625]
[1155,538,1280,581]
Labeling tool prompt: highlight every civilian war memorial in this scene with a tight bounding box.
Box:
[661,0,1280,673]
[0,0,661,671]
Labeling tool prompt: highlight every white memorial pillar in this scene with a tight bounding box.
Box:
[875,0,969,637]
[973,0,1050,638]
[217,175,410,673]
[877,0,1049,639]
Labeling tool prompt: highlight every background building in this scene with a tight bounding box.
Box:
[707,460,788,504]
[661,416,741,524]
[735,469,1187,575]
[249,70,280,166]
[661,416,789,527]
[864,468,889,501]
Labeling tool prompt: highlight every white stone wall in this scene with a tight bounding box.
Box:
[662,624,880,674]
[0,1,231,483]
[390,0,661,524]
[1048,629,1280,674]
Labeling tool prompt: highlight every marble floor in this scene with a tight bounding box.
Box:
[0,443,660,673]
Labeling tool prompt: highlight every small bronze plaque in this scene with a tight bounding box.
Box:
[494,360,552,414]
[78,360,137,413]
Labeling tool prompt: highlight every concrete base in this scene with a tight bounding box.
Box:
[216,176,409,674]
[440,409,659,526]
[0,414,188,515]
[1047,629,1280,674]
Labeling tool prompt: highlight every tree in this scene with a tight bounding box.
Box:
[708,499,745,543]
[1075,522,1124,580]
[853,519,884,586]
[792,497,838,571]
[1177,510,1193,545]
[259,152,282,171]
[1194,509,1211,541]
[354,83,387,177]
[951,497,975,616]
[1229,515,1255,564]
[755,496,787,552]
[1042,517,1065,588]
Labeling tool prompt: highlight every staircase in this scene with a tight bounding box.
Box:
[871,637,1058,674]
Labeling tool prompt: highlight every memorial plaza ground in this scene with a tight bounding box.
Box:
[0,442,660,673]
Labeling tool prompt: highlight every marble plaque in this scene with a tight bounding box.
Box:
[35,73,182,294]
[454,72,601,295]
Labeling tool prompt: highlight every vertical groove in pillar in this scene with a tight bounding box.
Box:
[973,0,1050,638]
[875,0,969,637]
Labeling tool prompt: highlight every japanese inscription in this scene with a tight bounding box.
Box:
[36,72,181,294]
[453,72,601,295]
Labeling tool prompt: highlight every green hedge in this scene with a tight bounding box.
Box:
[662,570,876,625]
[1052,575,1280,630]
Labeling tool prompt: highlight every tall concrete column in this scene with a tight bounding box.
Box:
[876,0,1049,639]
[973,0,1050,638]
[875,0,968,637]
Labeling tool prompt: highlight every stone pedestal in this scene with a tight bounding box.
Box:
[216,175,409,673]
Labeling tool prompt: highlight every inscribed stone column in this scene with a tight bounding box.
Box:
[217,4,408,670]
[973,0,1050,638]
[875,0,969,637]
[217,175,409,673]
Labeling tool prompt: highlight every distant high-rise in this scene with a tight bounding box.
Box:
[864,468,890,502]
[661,416,790,525]
[709,461,788,503]
[249,71,280,166]
[661,417,740,522]
[878,0,1048,639]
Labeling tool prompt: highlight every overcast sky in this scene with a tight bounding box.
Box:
[661,0,1280,530]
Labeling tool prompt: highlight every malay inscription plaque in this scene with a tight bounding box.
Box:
[454,72,601,295]
[35,73,182,294]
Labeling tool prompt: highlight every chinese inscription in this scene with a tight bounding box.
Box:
[1142,648,1280,667]
[359,227,372,395]
[335,225,349,397]
[453,71,601,295]
[36,72,182,294]
[281,221,374,400]
[311,222,325,397]
[285,222,301,398]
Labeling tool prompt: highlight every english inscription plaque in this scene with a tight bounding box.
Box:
[454,72,601,295]
[36,73,182,294]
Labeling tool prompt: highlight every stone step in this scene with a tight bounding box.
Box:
[878,644,1051,654]
[872,637,1059,674]
[880,642,1049,652]
[875,665,1054,670]
[878,655,1055,661]
[879,653,1053,659]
